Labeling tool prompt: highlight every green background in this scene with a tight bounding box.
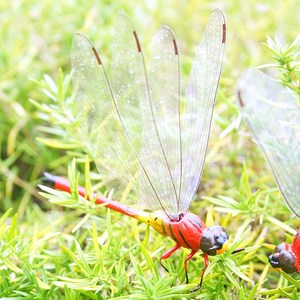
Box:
[1,0,300,298]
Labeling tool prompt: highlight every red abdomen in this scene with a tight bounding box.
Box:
[164,212,207,250]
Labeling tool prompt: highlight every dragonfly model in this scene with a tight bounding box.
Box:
[237,68,300,274]
[44,9,228,291]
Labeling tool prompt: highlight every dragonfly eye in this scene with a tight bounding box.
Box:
[269,243,297,274]
[200,226,229,256]
[273,243,288,254]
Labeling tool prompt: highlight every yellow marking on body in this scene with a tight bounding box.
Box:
[136,211,169,237]
[216,239,229,254]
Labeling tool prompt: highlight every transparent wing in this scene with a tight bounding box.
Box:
[71,33,139,204]
[72,10,226,217]
[147,26,181,215]
[111,13,180,216]
[237,68,300,217]
[72,13,181,216]
[180,9,226,212]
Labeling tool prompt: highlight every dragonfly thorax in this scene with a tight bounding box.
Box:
[144,211,229,253]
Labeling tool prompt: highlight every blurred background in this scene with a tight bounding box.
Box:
[1,0,300,298]
[2,0,300,214]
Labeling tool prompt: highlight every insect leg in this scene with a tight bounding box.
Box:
[160,244,181,272]
[183,250,197,284]
[191,253,209,292]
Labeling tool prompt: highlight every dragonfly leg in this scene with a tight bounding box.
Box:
[191,253,209,292]
[184,250,197,284]
[160,244,181,273]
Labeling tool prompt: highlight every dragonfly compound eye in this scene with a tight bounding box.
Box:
[268,243,297,274]
[200,226,229,256]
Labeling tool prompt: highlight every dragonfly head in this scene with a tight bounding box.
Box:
[268,243,297,273]
[200,225,229,256]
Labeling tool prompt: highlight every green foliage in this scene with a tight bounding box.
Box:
[1,0,300,298]
[39,160,253,297]
[261,35,300,106]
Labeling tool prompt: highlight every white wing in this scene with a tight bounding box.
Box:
[71,10,226,218]
[237,68,300,217]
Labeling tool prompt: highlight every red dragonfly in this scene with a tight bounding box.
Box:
[44,9,228,291]
[237,68,300,274]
